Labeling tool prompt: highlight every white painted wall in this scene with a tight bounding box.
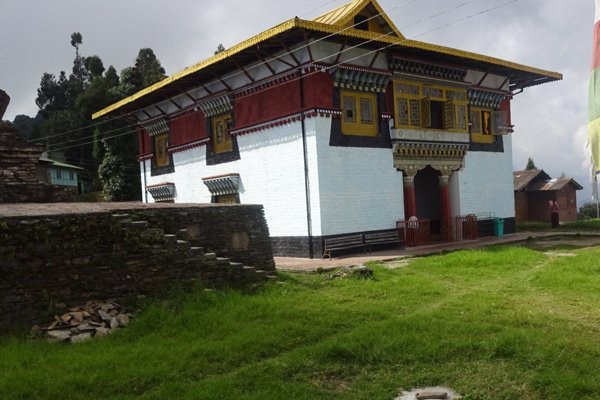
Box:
[141,120,322,238]
[452,135,515,218]
[312,117,405,235]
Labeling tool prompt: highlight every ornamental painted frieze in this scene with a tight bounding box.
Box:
[393,141,468,176]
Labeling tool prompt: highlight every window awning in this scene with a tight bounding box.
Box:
[331,65,392,93]
[468,89,508,109]
[198,93,233,117]
[142,118,169,137]
[146,182,176,202]
[202,173,241,195]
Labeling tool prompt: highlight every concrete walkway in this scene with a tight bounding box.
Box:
[275,231,600,272]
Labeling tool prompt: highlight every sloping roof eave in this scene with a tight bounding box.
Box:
[93,18,562,120]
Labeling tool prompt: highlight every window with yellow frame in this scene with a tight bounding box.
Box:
[212,113,233,153]
[393,80,468,133]
[154,133,170,167]
[469,108,495,144]
[340,90,377,137]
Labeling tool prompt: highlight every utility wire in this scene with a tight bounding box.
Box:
[50,0,521,154]
[41,0,423,142]
[48,0,477,149]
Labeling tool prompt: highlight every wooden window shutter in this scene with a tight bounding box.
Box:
[421,97,431,128]
[492,110,509,135]
[443,100,456,130]
[409,99,420,127]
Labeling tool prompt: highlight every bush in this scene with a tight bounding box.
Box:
[578,202,599,220]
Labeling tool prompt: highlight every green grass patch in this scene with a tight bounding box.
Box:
[518,219,600,232]
[2,246,600,399]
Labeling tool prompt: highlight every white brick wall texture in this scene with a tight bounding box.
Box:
[451,135,515,219]
[141,121,318,238]
[140,117,514,239]
[312,117,405,235]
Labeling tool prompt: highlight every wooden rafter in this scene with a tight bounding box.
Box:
[210,71,232,91]
[334,39,347,64]
[498,77,510,91]
[182,91,197,103]
[167,97,182,110]
[232,60,255,83]
[258,48,296,69]
[302,31,314,62]
[141,109,153,120]
[253,49,276,75]
[279,39,301,66]
[154,104,167,115]
[476,72,489,87]
[200,83,213,95]
[369,51,380,68]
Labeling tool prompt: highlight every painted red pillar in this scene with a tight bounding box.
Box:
[439,175,453,241]
[403,175,417,219]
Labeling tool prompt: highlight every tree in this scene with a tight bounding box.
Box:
[84,56,105,81]
[525,157,537,170]
[29,33,164,200]
[578,202,599,220]
[98,139,139,201]
[133,48,166,88]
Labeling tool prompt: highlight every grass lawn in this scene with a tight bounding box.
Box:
[3,246,600,399]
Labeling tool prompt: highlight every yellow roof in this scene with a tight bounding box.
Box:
[92,0,562,120]
[313,0,404,39]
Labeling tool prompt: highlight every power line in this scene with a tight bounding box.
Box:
[41,0,423,142]
[50,0,519,152]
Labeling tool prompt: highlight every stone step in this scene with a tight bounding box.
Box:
[128,220,149,230]
[176,229,188,240]
[216,257,230,266]
[189,246,205,255]
[242,265,256,273]
[203,253,217,261]
[266,275,278,281]
[163,234,177,244]
[254,270,268,278]
[111,213,132,224]
[176,239,190,249]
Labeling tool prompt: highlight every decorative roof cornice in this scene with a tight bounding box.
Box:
[92,2,562,120]
[331,64,392,93]
[389,57,467,82]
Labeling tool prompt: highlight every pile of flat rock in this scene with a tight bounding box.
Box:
[32,301,132,343]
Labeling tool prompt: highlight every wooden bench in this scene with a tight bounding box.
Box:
[364,230,402,253]
[322,234,366,260]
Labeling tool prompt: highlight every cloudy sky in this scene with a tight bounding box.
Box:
[0,0,595,205]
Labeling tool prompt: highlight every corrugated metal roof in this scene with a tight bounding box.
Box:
[529,176,583,191]
[514,169,583,192]
[513,169,547,191]
[39,157,85,171]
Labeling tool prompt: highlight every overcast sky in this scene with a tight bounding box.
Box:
[0,0,595,205]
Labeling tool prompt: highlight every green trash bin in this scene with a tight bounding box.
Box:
[493,217,504,237]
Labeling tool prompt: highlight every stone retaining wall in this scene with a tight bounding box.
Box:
[0,204,275,331]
